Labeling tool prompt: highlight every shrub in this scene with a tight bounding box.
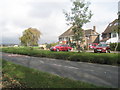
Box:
[110,43,120,51]
[2,47,119,65]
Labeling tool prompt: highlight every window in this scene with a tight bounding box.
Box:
[109,33,111,38]
[119,33,120,39]
[109,23,112,26]
[61,45,67,47]
[59,38,62,41]
[114,22,118,26]
[102,34,107,38]
[97,44,107,47]
[112,33,117,38]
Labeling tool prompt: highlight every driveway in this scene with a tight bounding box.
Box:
[1,52,119,88]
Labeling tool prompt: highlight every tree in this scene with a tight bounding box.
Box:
[114,19,120,51]
[63,0,92,52]
[20,28,41,46]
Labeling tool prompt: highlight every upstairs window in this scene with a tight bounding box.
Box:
[109,23,112,27]
[102,34,107,38]
[112,33,117,38]
[114,22,118,26]
[119,33,120,39]
[109,33,111,38]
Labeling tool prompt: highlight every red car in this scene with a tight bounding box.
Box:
[89,43,98,49]
[94,44,110,53]
[50,44,72,52]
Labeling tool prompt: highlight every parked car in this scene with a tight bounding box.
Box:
[50,44,72,52]
[94,44,110,53]
[89,43,98,49]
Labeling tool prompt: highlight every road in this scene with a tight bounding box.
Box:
[1,52,119,88]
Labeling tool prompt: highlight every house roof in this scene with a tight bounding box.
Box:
[102,19,118,34]
[85,29,99,37]
[59,26,75,37]
[59,26,99,38]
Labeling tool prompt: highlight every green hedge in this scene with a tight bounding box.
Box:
[2,47,119,65]
[110,43,120,51]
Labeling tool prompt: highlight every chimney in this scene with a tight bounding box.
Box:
[93,26,96,32]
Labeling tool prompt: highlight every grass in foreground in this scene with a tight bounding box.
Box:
[2,59,104,88]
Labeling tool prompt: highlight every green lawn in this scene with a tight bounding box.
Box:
[1,47,119,65]
[2,59,104,88]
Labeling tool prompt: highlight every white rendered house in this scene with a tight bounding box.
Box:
[106,32,120,43]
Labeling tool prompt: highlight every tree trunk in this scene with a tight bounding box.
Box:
[76,41,80,53]
[115,42,118,51]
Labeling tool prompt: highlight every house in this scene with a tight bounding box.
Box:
[59,26,100,47]
[59,26,74,44]
[118,1,120,18]
[101,19,120,43]
[84,26,100,45]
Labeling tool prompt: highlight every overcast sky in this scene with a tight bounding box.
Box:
[0,0,119,44]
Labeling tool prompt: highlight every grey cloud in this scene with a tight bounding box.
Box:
[28,2,67,18]
[2,36,19,44]
[11,19,34,29]
[40,36,59,44]
[1,35,58,45]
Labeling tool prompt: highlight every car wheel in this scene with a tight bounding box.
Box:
[94,51,97,53]
[107,49,111,53]
[104,50,107,53]
[56,49,60,52]
[94,50,97,53]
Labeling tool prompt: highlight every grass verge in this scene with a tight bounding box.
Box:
[2,59,104,88]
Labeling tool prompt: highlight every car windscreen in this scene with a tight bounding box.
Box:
[55,45,61,46]
[97,44,107,47]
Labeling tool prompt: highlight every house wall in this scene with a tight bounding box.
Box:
[111,32,119,43]
[106,32,120,43]
[88,35,99,44]
[91,35,99,43]
[59,36,74,44]
[59,35,99,46]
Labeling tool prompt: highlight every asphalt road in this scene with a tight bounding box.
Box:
[1,52,119,88]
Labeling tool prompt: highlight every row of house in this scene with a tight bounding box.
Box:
[58,19,119,48]
[58,1,120,46]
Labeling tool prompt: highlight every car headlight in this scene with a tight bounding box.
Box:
[103,48,106,50]
[53,47,56,49]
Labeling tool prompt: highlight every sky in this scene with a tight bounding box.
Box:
[0,0,119,44]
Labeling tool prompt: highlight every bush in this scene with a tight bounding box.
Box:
[68,53,119,65]
[2,47,119,65]
[110,43,120,51]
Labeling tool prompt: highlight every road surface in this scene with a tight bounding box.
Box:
[1,52,119,88]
